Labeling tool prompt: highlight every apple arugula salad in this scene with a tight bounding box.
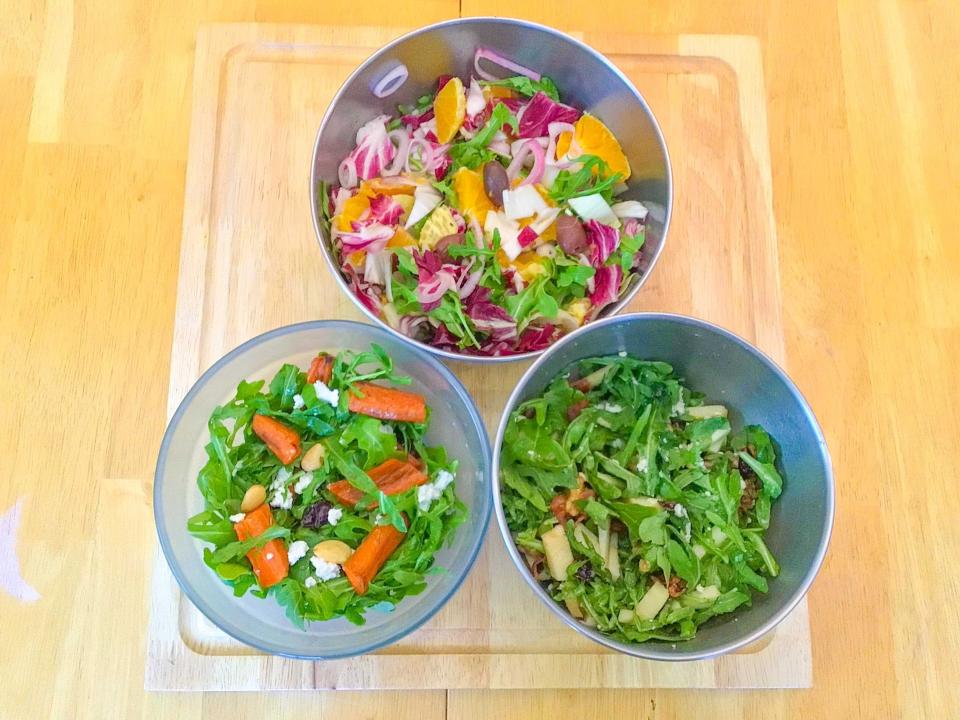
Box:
[500,354,784,642]
[318,48,649,357]
[186,345,466,627]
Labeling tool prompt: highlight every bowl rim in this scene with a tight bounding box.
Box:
[491,311,835,661]
[309,16,674,364]
[153,319,493,660]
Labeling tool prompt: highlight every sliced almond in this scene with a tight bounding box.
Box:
[240,484,266,512]
[313,539,354,564]
[300,443,325,471]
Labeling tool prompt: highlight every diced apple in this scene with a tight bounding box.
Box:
[542,524,574,581]
[564,596,584,619]
[686,404,728,419]
[627,496,661,508]
[634,581,669,620]
[607,531,621,580]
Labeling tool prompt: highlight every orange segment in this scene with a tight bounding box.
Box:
[567,115,631,180]
[336,192,371,232]
[555,131,573,161]
[486,85,516,100]
[434,77,466,143]
[366,177,417,196]
[387,227,416,248]
[452,167,494,225]
[511,251,547,282]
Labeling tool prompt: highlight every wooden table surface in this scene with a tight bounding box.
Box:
[1,1,957,718]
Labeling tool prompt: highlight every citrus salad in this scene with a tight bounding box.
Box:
[186,345,466,627]
[500,354,783,642]
[318,50,649,356]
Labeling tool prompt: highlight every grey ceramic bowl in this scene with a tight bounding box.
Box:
[492,313,834,661]
[154,320,491,659]
[310,17,672,363]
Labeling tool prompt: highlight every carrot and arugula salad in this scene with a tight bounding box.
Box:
[500,354,783,642]
[186,345,466,627]
[318,48,650,356]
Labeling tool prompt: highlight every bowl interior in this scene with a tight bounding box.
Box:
[155,321,491,659]
[494,314,832,659]
[311,18,671,361]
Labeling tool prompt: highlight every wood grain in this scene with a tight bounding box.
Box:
[1,0,958,717]
[142,24,807,690]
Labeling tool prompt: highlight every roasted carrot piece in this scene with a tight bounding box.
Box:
[306,353,334,384]
[342,521,407,595]
[347,382,427,423]
[251,413,301,465]
[233,503,289,589]
[327,457,428,507]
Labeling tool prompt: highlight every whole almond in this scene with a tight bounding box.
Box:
[313,539,354,564]
[301,443,325,471]
[240,484,267,512]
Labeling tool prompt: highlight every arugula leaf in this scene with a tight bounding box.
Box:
[548,155,623,204]
[187,510,236,545]
[207,525,289,565]
[449,103,518,170]
[429,292,479,348]
[341,415,399,467]
[483,74,560,101]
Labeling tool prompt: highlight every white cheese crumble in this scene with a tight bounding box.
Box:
[740,476,747,491]
[293,472,313,494]
[417,470,455,511]
[269,467,294,510]
[618,350,627,357]
[228,512,246,523]
[599,403,623,413]
[310,556,341,581]
[287,540,309,565]
[674,503,688,518]
[327,507,343,526]
[636,457,648,473]
[313,380,340,407]
[304,576,317,588]
[671,395,686,416]
[692,544,707,559]
[374,513,386,526]
[292,394,305,410]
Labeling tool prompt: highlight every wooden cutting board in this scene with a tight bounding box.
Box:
[145,23,810,690]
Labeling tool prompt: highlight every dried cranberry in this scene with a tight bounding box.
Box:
[567,398,589,421]
[575,563,594,582]
[301,501,332,528]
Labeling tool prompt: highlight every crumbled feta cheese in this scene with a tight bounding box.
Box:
[310,556,341,581]
[374,513,386,525]
[293,472,313,494]
[327,507,343,526]
[418,470,455,511]
[610,439,624,449]
[711,526,728,545]
[292,394,305,410]
[313,380,340,407]
[600,403,622,413]
[618,350,627,357]
[674,503,688,518]
[269,487,293,510]
[287,540,309,565]
[265,552,274,561]
[304,576,317,588]
[228,512,246,523]
[671,395,686,416]
[434,469,455,491]
[692,544,706,559]
[636,457,648,473]
[740,476,746,491]
[270,467,292,490]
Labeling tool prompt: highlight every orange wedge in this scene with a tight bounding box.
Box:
[452,167,494,225]
[434,77,466,144]
[336,192,372,232]
[556,115,631,180]
[387,227,416,248]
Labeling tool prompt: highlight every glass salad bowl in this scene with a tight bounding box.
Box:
[310,17,672,363]
[154,321,491,658]
[492,313,834,660]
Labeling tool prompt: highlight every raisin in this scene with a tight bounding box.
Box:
[575,563,595,582]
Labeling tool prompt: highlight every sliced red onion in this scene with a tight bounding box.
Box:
[338,157,358,189]
[458,268,483,299]
[383,129,411,176]
[474,47,541,82]
[398,315,430,338]
[506,139,546,186]
[405,139,434,173]
[546,121,576,165]
[469,217,485,247]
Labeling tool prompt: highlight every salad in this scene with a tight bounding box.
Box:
[318,48,649,356]
[500,354,784,642]
[186,345,466,627]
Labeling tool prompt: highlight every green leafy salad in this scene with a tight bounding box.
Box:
[500,354,784,642]
[186,345,467,627]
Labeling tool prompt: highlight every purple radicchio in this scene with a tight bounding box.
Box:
[517,92,581,139]
[465,287,517,342]
[588,264,623,311]
[517,323,556,352]
[343,264,381,314]
[368,194,404,225]
[346,115,396,181]
[585,220,620,266]
[339,221,394,254]
[413,249,461,311]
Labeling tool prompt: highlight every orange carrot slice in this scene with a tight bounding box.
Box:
[251,414,301,465]
[347,382,427,423]
[328,457,428,507]
[306,353,334,384]
[233,503,289,589]
[342,521,407,595]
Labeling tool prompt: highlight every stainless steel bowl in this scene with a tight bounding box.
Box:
[492,313,834,660]
[310,17,672,363]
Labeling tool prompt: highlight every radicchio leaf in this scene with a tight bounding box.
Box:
[339,222,394,254]
[349,116,396,180]
[517,323,556,351]
[588,264,623,311]
[517,92,581,139]
[368,194,404,225]
[585,220,620,266]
